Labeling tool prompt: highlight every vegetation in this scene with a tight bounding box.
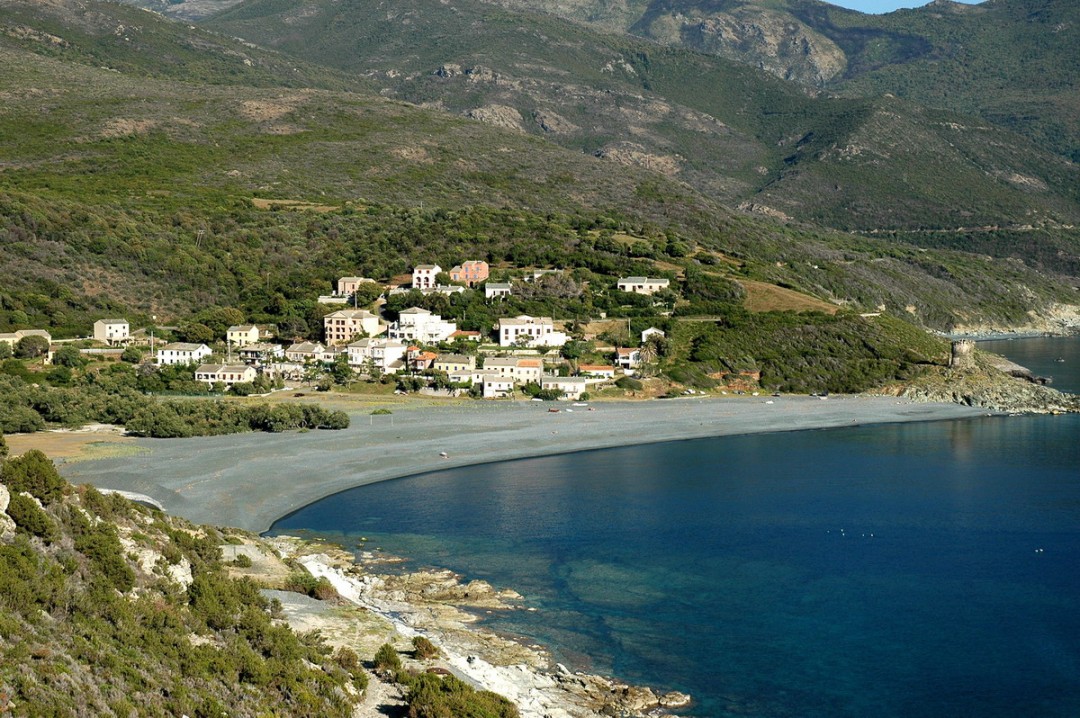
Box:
[0,455,364,716]
[413,635,440,660]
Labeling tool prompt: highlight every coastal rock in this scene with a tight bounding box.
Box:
[0,484,15,542]
[898,369,1080,414]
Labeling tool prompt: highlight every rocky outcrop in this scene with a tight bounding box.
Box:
[0,484,16,542]
[898,369,1079,414]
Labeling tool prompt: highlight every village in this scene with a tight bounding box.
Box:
[0,261,681,402]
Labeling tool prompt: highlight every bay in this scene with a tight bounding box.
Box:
[271,338,1080,717]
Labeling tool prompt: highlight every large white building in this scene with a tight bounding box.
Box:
[157,342,212,366]
[194,363,257,387]
[347,338,408,374]
[93,319,129,345]
[483,357,543,385]
[497,315,568,348]
[617,277,671,295]
[412,264,442,290]
[388,307,457,344]
[323,309,383,345]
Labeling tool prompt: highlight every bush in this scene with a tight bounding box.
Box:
[231,554,253,568]
[615,376,643,391]
[412,635,439,660]
[7,492,58,542]
[1,450,66,504]
[121,346,143,364]
[14,335,49,359]
[373,643,402,676]
[52,345,87,369]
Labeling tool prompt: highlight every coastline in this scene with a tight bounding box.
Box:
[56,395,993,533]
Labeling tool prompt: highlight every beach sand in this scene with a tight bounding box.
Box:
[54,395,992,532]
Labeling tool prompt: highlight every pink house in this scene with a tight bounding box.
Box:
[449,260,490,287]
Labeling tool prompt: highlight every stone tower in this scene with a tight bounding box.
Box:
[950,339,976,369]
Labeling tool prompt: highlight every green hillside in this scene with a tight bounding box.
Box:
[203,0,1080,241]
[0,451,363,716]
[0,0,1076,344]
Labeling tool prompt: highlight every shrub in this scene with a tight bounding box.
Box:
[1,450,66,504]
[373,643,402,676]
[614,376,643,391]
[412,635,439,660]
[232,554,253,568]
[7,492,58,542]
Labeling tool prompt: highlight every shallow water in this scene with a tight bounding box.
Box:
[272,339,1080,717]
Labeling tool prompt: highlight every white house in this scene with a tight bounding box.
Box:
[497,315,568,348]
[93,319,129,345]
[615,347,642,371]
[482,373,516,398]
[323,309,383,345]
[617,277,671,295]
[578,364,616,379]
[485,282,513,300]
[483,357,543,385]
[238,342,283,364]
[347,338,408,374]
[285,341,326,362]
[641,327,666,343]
[541,376,587,401]
[434,353,476,373]
[388,307,457,344]
[412,264,442,290]
[157,342,212,366]
[226,324,261,347]
[194,363,257,387]
[0,329,52,348]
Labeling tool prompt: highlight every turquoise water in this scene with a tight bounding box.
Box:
[271,339,1080,717]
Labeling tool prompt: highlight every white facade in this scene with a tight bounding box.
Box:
[285,342,326,362]
[324,309,383,345]
[388,307,457,344]
[434,354,476,373]
[194,363,257,387]
[485,282,513,300]
[497,316,568,348]
[347,338,408,374]
[93,319,129,345]
[616,347,642,371]
[617,277,671,295]
[412,264,442,290]
[483,357,543,385]
[541,376,587,401]
[641,327,666,343]
[157,342,212,366]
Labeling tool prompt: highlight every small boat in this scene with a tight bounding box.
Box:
[439,451,449,458]
[573,402,589,407]
[548,408,561,413]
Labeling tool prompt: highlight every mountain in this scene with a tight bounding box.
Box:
[202,0,1080,244]
[0,0,1076,341]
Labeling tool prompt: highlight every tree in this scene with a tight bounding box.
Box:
[0,449,66,504]
[121,346,143,364]
[0,343,11,360]
[373,643,402,677]
[14,335,49,359]
[0,430,7,458]
[51,345,86,368]
[178,322,216,344]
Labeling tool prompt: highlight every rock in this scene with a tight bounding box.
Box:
[0,484,15,542]
[660,690,692,708]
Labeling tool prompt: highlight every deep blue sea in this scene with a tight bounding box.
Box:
[271,338,1080,717]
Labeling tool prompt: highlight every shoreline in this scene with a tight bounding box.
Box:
[54,395,994,533]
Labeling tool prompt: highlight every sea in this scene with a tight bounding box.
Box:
[270,336,1080,717]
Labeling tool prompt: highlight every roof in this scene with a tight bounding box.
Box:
[161,342,208,352]
[499,315,553,326]
[451,330,481,336]
[485,282,512,289]
[436,353,472,363]
[195,363,252,373]
[400,307,432,315]
[338,276,373,282]
[96,318,128,325]
[517,359,542,368]
[287,342,324,352]
[579,364,614,371]
[414,264,440,270]
[416,351,438,361]
[227,324,258,332]
[616,347,638,356]
[325,309,377,319]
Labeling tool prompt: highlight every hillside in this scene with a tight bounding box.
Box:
[0,450,365,716]
[0,0,1076,343]
[202,0,1080,242]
